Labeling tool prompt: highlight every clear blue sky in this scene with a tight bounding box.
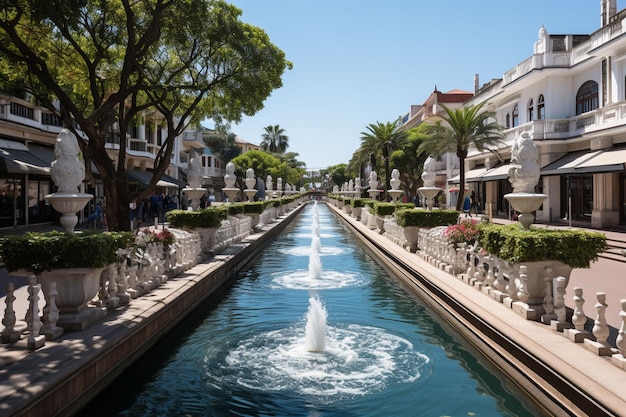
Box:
[222,0,600,170]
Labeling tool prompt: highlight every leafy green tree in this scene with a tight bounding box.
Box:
[230,150,302,189]
[0,0,291,230]
[389,124,430,202]
[259,125,289,153]
[359,120,407,200]
[420,103,503,211]
[325,163,349,191]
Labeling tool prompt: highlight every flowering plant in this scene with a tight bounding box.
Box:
[137,227,176,248]
[444,219,480,245]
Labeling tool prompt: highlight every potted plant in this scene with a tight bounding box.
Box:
[474,223,608,305]
[0,230,133,330]
[397,209,461,252]
[166,207,226,254]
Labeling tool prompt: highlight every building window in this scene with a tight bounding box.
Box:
[537,94,545,120]
[505,112,510,128]
[528,98,534,121]
[576,80,599,115]
[512,104,519,127]
[602,58,608,106]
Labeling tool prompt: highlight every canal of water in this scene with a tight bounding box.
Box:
[82,202,548,416]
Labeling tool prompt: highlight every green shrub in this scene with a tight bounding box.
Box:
[396,209,460,228]
[477,223,607,268]
[0,231,134,273]
[348,198,365,208]
[371,202,414,216]
[166,207,226,229]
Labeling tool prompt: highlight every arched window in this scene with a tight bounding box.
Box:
[537,94,545,120]
[576,81,599,115]
[512,104,519,127]
[528,98,534,121]
[505,112,510,128]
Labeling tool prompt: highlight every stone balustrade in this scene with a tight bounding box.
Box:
[0,199,302,352]
[414,225,626,372]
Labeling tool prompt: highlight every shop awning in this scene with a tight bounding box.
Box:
[126,169,186,189]
[477,164,512,182]
[572,146,626,173]
[540,150,603,176]
[447,167,489,184]
[0,148,50,175]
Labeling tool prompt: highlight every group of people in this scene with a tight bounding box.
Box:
[130,192,181,225]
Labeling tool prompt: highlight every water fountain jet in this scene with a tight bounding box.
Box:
[304,296,327,352]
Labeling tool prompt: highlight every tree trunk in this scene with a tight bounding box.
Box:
[456,156,466,212]
[102,170,132,232]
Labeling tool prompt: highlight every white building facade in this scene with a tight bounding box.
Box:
[463,0,626,229]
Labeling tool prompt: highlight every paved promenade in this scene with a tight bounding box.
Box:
[0,211,625,416]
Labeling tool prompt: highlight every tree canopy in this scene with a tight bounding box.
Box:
[389,124,430,201]
[259,124,289,153]
[229,150,303,189]
[358,120,407,200]
[0,0,291,230]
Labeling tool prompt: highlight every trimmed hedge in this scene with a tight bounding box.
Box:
[395,209,460,227]
[0,231,134,274]
[477,223,608,268]
[348,198,365,208]
[166,207,226,229]
[371,202,414,216]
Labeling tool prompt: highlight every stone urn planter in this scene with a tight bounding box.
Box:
[244,212,262,231]
[194,227,217,256]
[14,267,108,331]
[403,226,420,253]
[507,260,573,306]
[352,207,362,221]
[375,216,385,234]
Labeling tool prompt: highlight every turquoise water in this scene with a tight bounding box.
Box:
[84,202,547,416]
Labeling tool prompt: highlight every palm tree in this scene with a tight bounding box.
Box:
[359,120,407,200]
[420,103,503,211]
[260,125,289,153]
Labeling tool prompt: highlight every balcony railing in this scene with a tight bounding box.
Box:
[503,101,626,142]
[9,102,34,120]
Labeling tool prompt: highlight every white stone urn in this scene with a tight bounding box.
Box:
[14,267,108,331]
[505,260,573,306]
[403,226,420,253]
[45,129,93,233]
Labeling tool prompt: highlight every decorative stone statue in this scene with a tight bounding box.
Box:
[50,129,85,193]
[390,169,401,190]
[508,131,540,193]
[224,162,236,188]
[266,175,273,192]
[422,156,436,187]
[187,149,203,188]
[369,171,378,190]
[245,168,256,190]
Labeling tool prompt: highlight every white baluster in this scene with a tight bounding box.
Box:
[584,292,613,356]
[127,264,139,299]
[116,263,131,305]
[106,265,120,310]
[43,282,63,340]
[1,283,20,343]
[571,287,587,331]
[540,267,556,325]
[550,277,572,332]
[611,299,626,370]
[27,276,45,350]
[516,265,529,303]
